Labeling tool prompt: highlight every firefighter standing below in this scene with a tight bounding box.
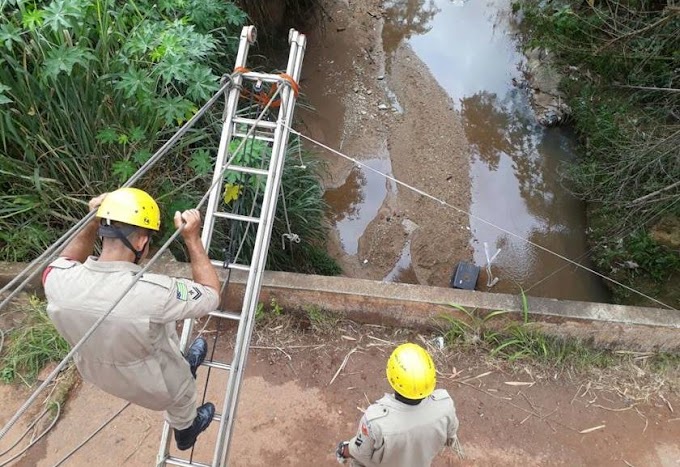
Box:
[43,188,220,451]
[336,343,461,466]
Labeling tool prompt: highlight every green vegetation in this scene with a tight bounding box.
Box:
[516,0,679,305]
[0,0,339,275]
[255,297,285,322]
[439,296,617,369]
[304,305,341,333]
[1,296,69,384]
[195,136,341,274]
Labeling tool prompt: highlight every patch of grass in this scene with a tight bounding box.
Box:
[304,305,341,333]
[646,352,680,373]
[439,292,617,370]
[491,324,614,368]
[255,298,285,323]
[1,297,70,385]
[438,305,509,347]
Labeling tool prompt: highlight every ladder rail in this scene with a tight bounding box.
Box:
[212,30,307,467]
[156,25,307,467]
[155,25,257,467]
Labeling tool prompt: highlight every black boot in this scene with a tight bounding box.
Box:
[174,402,215,451]
[184,337,207,378]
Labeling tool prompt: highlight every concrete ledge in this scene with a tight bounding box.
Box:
[2,260,679,352]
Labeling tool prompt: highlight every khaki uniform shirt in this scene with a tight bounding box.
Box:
[349,389,459,467]
[43,257,219,411]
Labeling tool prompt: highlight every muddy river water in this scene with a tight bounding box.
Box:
[302,0,610,302]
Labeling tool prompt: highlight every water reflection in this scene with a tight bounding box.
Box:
[324,158,395,256]
[382,0,609,301]
[383,239,419,284]
[462,90,548,217]
[382,0,440,58]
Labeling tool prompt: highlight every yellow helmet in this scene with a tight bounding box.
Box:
[386,343,436,399]
[96,187,161,231]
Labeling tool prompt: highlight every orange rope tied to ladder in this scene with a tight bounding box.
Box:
[233,67,300,108]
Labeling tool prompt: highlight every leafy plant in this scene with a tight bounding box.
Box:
[199,133,340,275]
[438,305,509,347]
[305,305,340,333]
[254,297,284,323]
[0,0,248,261]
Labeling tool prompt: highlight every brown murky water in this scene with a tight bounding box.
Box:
[324,157,396,256]
[324,0,610,302]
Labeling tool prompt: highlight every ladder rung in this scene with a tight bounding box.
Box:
[165,457,210,467]
[213,212,260,224]
[209,310,242,321]
[201,360,232,371]
[209,259,250,272]
[233,116,277,129]
[233,130,275,143]
[228,165,269,176]
[213,413,222,422]
[239,71,288,84]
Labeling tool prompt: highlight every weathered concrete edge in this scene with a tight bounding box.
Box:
[152,260,680,352]
[2,260,679,351]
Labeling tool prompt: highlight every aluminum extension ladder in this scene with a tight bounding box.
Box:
[156,25,307,467]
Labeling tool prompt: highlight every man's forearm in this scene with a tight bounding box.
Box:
[60,220,99,262]
[185,237,220,293]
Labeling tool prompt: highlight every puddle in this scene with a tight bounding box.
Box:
[383,239,418,284]
[384,86,404,113]
[324,158,395,256]
[381,0,609,301]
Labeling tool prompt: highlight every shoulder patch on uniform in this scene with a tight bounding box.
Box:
[430,388,452,401]
[175,281,189,301]
[188,286,203,301]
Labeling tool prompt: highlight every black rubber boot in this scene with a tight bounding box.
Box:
[174,402,215,451]
[184,337,207,378]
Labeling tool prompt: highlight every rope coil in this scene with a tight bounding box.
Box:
[233,66,300,108]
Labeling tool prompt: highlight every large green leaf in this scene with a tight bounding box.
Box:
[42,43,96,80]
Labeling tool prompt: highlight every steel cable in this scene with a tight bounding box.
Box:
[0,403,60,467]
[0,74,237,314]
[0,83,285,443]
[288,126,677,311]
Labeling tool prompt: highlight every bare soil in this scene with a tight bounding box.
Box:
[2,315,679,466]
[298,0,472,287]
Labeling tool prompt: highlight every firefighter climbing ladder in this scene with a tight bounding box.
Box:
[156,26,307,467]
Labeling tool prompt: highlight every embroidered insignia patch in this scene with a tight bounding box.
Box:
[355,435,363,447]
[176,282,189,301]
[189,286,202,301]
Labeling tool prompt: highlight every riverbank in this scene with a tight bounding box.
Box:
[300,0,613,304]
[515,0,680,308]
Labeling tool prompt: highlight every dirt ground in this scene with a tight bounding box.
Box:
[298,0,472,287]
[1,314,679,466]
[1,3,679,466]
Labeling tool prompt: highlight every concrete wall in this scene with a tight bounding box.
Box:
[2,259,679,351]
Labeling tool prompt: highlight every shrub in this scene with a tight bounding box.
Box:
[0,0,339,275]
[518,0,679,304]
